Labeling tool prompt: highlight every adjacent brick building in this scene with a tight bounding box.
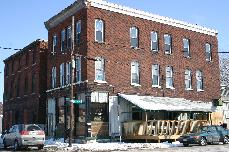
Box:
[3,39,48,130]
[44,0,220,138]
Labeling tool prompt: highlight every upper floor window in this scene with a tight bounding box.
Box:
[66,62,71,85]
[183,38,190,57]
[60,63,65,87]
[76,56,81,82]
[131,61,140,85]
[185,69,192,90]
[12,60,14,73]
[76,20,81,44]
[67,26,72,49]
[26,52,29,65]
[32,73,35,93]
[152,64,160,86]
[164,34,172,54]
[18,57,21,70]
[61,29,66,51]
[130,27,138,48]
[52,35,57,54]
[5,63,9,76]
[166,66,174,89]
[24,76,28,95]
[206,43,212,61]
[51,66,56,88]
[151,32,158,52]
[95,57,105,82]
[32,51,36,64]
[196,70,204,91]
[16,75,20,97]
[95,19,104,43]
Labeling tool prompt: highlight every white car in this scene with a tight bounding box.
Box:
[3,124,45,150]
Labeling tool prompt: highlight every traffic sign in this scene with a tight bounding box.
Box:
[66,98,70,101]
[71,99,83,104]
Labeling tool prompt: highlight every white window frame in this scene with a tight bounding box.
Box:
[196,70,204,91]
[131,61,140,86]
[76,20,81,44]
[151,31,158,52]
[185,69,192,90]
[95,19,104,43]
[164,34,172,54]
[51,67,56,88]
[61,29,66,52]
[130,27,138,48]
[152,64,160,87]
[52,35,57,55]
[76,56,81,83]
[183,38,190,57]
[66,62,71,85]
[60,63,65,87]
[206,43,212,61]
[95,57,105,82]
[166,66,174,89]
[67,26,72,49]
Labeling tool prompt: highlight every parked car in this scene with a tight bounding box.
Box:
[2,124,45,150]
[178,125,229,147]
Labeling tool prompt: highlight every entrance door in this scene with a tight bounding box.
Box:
[47,98,56,137]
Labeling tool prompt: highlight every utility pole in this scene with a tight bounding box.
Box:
[69,15,75,147]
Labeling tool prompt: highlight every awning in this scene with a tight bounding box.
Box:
[118,94,214,112]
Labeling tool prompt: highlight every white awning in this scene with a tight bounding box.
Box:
[118,94,214,112]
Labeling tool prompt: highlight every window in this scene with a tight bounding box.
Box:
[5,63,9,76]
[32,51,36,64]
[152,64,160,86]
[151,32,158,52]
[10,80,13,98]
[26,52,29,65]
[32,73,35,93]
[66,62,71,85]
[95,57,105,82]
[51,67,56,88]
[76,20,81,44]
[18,57,21,70]
[60,63,65,86]
[61,29,66,51]
[24,76,28,95]
[196,70,203,91]
[95,19,104,42]
[17,76,20,97]
[12,60,14,73]
[131,61,140,85]
[166,66,174,88]
[183,38,190,57]
[164,34,172,54]
[185,69,192,90]
[206,43,212,61]
[76,56,81,82]
[52,35,57,54]
[67,26,72,49]
[130,27,138,48]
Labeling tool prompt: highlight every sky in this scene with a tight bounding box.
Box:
[0,0,229,102]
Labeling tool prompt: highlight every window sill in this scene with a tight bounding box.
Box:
[130,47,140,50]
[131,83,141,87]
[197,89,204,92]
[184,56,191,59]
[94,80,107,84]
[166,87,175,90]
[152,50,159,53]
[152,85,161,88]
[185,88,193,91]
[94,41,105,44]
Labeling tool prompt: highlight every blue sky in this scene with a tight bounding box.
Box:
[0,0,228,101]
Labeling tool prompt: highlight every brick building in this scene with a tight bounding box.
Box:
[44,0,220,137]
[3,39,48,130]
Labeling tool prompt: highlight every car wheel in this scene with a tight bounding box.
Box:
[183,143,189,147]
[223,136,229,144]
[199,137,207,146]
[38,145,44,150]
[14,140,20,151]
[3,139,7,149]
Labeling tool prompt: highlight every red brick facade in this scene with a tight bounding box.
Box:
[3,40,48,130]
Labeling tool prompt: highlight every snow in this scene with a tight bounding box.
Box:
[44,138,183,151]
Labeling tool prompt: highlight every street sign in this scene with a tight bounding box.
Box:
[70,99,83,104]
[66,98,70,101]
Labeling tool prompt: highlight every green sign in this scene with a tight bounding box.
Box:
[66,98,70,101]
[72,100,83,104]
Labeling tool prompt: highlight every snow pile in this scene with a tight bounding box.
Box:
[44,139,183,151]
[0,134,3,144]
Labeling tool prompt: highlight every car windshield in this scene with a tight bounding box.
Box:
[25,125,41,131]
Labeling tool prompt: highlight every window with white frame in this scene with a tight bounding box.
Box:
[151,31,158,52]
[206,43,212,61]
[76,20,81,44]
[152,64,160,86]
[131,61,140,85]
[51,67,56,88]
[76,56,81,82]
[52,35,57,54]
[60,63,65,86]
[95,57,105,82]
[183,38,190,57]
[95,19,104,43]
[61,29,66,51]
[196,70,203,91]
[67,26,72,49]
[66,62,71,84]
[130,27,138,48]
[164,34,172,54]
[166,66,173,88]
[185,69,192,90]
